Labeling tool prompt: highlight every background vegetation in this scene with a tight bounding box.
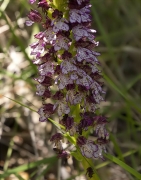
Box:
[0,0,140,179]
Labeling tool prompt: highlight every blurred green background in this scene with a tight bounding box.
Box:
[0,0,140,179]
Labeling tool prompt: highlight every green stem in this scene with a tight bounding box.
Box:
[53,0,67,11]
[82,160,100,180]
[78,149,101,180]
[65,131,100,179]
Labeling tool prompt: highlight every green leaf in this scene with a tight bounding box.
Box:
[48,118,65,130]
[104,153,141,179]
[36,164,53,180]
[2,95,37,112]
[126,74,141,90]
[15,174,25,180]
[95,149,138,170]
[0,156,57,178]
[110,134,124,161]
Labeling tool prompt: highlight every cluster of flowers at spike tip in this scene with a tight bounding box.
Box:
[26,0,109,176]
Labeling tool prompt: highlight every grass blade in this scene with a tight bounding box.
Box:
[104,153,141,179]
[0,156,57,178]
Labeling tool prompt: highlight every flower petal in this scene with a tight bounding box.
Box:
[36,84,45,96]
[38,62,54,76]
[25,20,34,26]
[81,146,93,158]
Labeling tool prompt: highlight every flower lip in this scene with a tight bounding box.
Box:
[52,18,69,33]
[72,25,95,42]
[36,84,51,98]
[25,20,34,26]
[54,35,69,51]
[54,101,70,117]
[38,103,54,122]
[38,61,54,76]
[69,5,91,24]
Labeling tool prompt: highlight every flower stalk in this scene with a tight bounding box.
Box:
[26,0,109,178]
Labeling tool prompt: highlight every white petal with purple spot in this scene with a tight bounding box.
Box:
[26,20,34,26]
[38,62,54,76]
[36,84,45,96]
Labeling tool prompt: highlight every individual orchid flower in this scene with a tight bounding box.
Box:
[43,27,56,44]
[38,61,54,76]
[50,133,63,150]
[30,40,45,58]
[77,47,99,63]
[52,18,69,33]
[26,9,42,26]
[36,84,51,99]
[61,60,77,74]
[77,136,98,159]
[69,5,91,23]
[72,25,96,42]
[38,103,54,122]
[54,35,69,51]
[53,100,70,117]
[56,74,73,90]
[61,116,77,136]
